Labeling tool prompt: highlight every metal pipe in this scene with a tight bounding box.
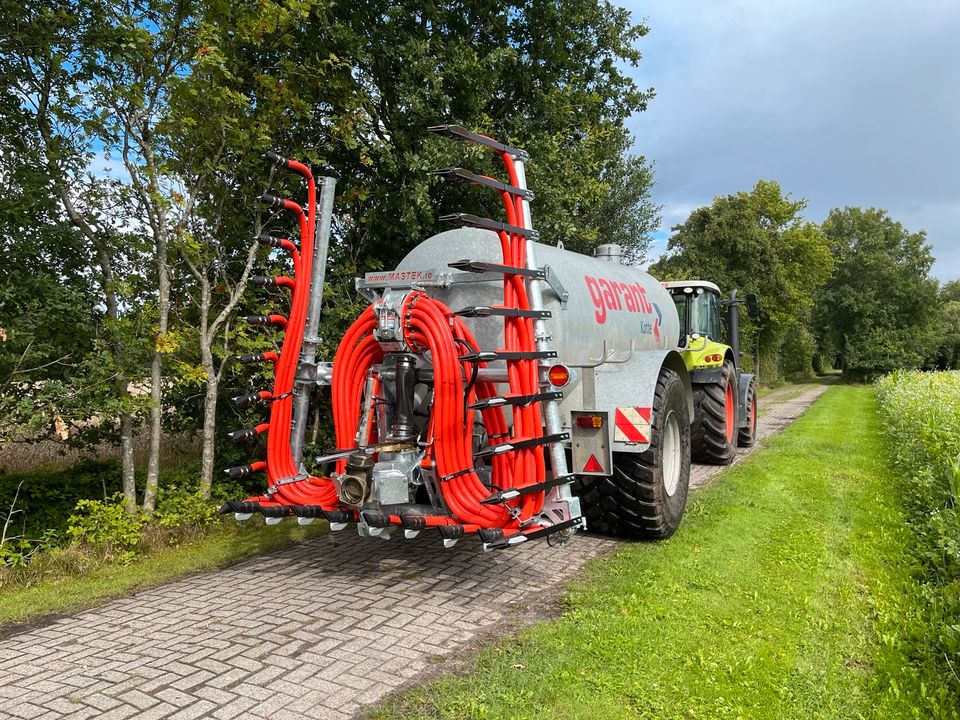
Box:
[291,175,336,467]
[390,354,417,440]
[727,288,740,370]
[476,368,509,384]
[513,160,572,487]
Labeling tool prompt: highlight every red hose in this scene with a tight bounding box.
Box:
[240,150,552,535]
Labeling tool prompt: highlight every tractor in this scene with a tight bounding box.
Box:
[665,281,759,465]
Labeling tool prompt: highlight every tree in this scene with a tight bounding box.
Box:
[651,180,833,382]
[177,0,662,492]
[3,0,660,504]
[239,0,659,277]
[814,207,939,378]
[1,0,149,510]
[929,280,960,370]
[81,0,204,514]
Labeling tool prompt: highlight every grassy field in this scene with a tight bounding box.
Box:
[0,520,325,628]
[370,386,957,720]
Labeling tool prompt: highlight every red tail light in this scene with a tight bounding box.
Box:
[547,365,571,387]
[575,415,604,429]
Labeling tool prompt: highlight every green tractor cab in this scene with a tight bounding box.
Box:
[665,281,758,464]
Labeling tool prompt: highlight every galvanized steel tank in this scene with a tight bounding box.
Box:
[392,228,679,365]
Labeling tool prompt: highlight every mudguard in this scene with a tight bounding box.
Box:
[737,372,755,428]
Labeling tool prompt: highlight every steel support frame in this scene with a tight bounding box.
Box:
[512,159,582,525]
[290,176,336,468]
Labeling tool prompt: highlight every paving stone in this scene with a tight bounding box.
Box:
[166,699,217,720]
[78,692,123,712]
[60,707,101,720]
[116,688,160,711]
[7,702,48,719]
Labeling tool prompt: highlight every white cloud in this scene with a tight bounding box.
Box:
[89,152,131,182]
[624,0,960,279]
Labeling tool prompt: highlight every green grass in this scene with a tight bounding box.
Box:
[0,521,325,628]
[369,387,957,720]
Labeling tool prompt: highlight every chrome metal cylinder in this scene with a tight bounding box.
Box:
[291,176,337,467]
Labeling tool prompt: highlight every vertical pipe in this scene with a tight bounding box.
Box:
[727,288,740,370]
[291,176,336,467]
[390,354,417,441]
[513,160,572,491]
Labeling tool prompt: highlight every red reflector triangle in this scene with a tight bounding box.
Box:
[583,454,603,473]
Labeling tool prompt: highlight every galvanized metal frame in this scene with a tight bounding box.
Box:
[290,175,337,468]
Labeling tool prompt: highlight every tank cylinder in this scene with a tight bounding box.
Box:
[392,229,680,366]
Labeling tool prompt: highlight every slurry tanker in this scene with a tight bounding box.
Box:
[220,126,758,550]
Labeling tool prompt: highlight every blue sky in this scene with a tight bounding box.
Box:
[621,0,960,280]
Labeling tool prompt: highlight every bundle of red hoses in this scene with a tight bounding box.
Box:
[238,151,548,535]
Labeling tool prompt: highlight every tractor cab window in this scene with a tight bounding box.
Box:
[673,293,688,338]
[673,288,721,340]
[691,290,721,339]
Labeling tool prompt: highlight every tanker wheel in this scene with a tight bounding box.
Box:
[573,366,691,539]
[690,360,738,465]
[737,380,757,448]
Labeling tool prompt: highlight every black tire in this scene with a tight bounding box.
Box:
[738,379,757,448]
[573,366,691,539]
[690,360,738,465]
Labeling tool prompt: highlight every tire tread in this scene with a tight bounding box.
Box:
[690,361,737,465]
[573,367,690,539]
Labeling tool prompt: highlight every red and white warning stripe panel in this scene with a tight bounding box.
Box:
[614,406,651,444]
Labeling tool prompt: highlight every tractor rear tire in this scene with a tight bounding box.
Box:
[738,379,757,448]
[573,366,691,539]
[691,360,738,465]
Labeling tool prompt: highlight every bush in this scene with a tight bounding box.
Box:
[66,495,145,560]
[0,529,58,568]
[0,458,264,580]
[876,370,960,686]
[0,460,123,539]
[155,485,219,529]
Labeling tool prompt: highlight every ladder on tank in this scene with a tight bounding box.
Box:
[428,125,584,547]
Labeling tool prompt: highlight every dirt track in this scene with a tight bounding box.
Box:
[0,381,834,720]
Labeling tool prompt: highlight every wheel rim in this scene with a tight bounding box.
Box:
[662,410,682,497]
[750,392,757,434]
[725,383,735,443]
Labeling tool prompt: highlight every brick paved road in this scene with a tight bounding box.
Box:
[0,382,832,720]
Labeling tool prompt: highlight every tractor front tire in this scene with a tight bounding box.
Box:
[691,360,738,465]
[738,379,757,448]
[573,366,691,539]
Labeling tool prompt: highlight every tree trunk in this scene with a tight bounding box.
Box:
[142,236,170,515]
[198,371,219,500]
[120,412,137,511]
[310,402,321,445]
[36,92,142,513]
[184,239,258,501]
[198,324,218,499]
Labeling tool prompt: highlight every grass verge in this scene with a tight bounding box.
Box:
[370,386,957,720]
[0,520,325,629]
